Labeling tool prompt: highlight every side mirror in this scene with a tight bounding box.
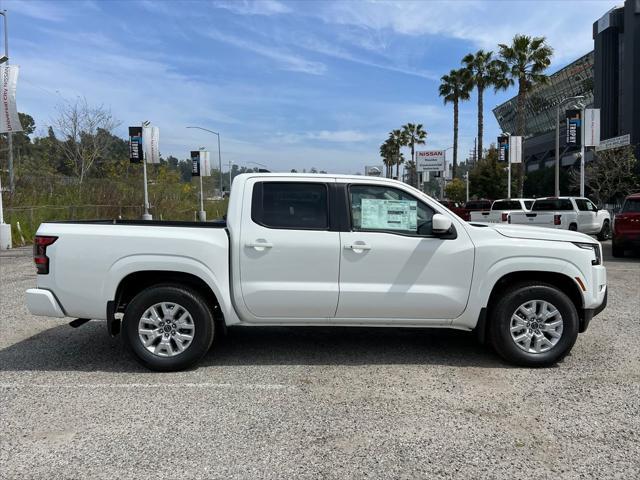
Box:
[432,214,453,235]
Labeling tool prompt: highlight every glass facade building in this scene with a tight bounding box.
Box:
[492,52,594,138]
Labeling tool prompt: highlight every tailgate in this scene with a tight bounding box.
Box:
[510,211,555,225]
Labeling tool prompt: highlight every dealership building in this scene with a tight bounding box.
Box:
[492,0,640,171]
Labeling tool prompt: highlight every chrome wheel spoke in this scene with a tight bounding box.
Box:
[139,302,195,358]
[509,299,563,354]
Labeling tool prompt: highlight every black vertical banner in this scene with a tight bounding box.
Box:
[191,151,201,177]
[497,135,509,162]
[129,127,143,163]
[566,109,582,146]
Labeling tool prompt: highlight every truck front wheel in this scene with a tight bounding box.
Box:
[122,284,215,371]
[488,282,579,367]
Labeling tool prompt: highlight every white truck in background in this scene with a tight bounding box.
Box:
[470,198,535,224]
[509,197,611,240]
[26,174,607,371]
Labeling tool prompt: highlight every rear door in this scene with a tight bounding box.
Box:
[336,182,475,322]
[237,178,340,320]
[575,198,597,233]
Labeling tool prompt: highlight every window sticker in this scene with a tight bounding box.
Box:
[360,199,417,231]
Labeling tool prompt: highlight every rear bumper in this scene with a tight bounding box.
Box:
[25,288,66,318]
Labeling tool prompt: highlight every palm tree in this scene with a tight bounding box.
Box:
[439,68,471,179]
[462,50,506,162]
[380,140,396,178]
[389,129,407,179]
[498,34,553,195]
[401,123,427,187]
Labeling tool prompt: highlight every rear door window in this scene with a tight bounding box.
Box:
[622,199,640,213]
[532,199,574,211]
[252,182,329,230]
[492,200,522,210]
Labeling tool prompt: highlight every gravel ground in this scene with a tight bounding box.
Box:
[0,243,639,479]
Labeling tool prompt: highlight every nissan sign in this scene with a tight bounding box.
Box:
[416,150,444,172]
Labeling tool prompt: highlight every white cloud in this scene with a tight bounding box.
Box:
[313,0,619,64]
[213,0,291,16]
[204,29,326,75]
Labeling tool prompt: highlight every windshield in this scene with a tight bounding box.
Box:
[621,199,640,213]
[532,199,573,211]
[492,200,522,210]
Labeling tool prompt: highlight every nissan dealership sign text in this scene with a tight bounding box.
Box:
[416,150,445,172]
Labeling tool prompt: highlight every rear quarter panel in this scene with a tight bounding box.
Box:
[35,223,236,323]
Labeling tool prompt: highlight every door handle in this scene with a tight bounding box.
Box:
[344,243,371,252]
[246,240,273,249]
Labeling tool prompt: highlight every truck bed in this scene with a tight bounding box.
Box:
[47,219,227,228]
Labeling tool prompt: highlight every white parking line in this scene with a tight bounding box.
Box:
[0,383,295,390]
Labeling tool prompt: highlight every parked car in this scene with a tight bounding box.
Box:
[470,198,535,223]
[509,197,611,240]
[460,199,492,221]
[26,174,607,371]
[437,200,466,219]
[612,193,640,257]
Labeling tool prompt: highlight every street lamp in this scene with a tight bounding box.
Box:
[186,126,223,196]
[555,95,585,197]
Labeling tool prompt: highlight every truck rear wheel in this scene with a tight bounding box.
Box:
[122,284,215,371]
[488,282,579,367]
[597,220,611,241]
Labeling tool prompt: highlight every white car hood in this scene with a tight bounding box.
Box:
[487,223,596,243]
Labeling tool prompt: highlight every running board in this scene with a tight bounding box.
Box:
[69,318,91,328]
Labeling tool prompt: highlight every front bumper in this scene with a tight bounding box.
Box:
[581,289,607,333]
[25,288,66,318]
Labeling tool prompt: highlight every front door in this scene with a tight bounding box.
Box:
[336,183,475,321]
[575,198,597,233]
[238,179,340,320]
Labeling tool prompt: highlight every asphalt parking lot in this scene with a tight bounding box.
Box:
[1,243,639,479]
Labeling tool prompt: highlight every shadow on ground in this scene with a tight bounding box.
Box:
[0,321,507,373]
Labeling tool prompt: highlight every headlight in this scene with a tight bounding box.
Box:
[573,242,601,265]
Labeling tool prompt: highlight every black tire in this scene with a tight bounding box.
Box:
[569,223,578,231]
[488,282,579,367]
[597,220,611,241]
[122,284,215,371]
[612,240,624,258]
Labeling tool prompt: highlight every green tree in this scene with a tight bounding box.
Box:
[498,34,553,196]
[445,178,466,203]
[401,123,427,187]
[468,146,508,199]
[439,68,471,179]
[379,140,396,178]
[462,50,506,161]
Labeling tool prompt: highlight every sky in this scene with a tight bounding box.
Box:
[5,0,620,174]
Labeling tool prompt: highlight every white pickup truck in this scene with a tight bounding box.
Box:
[470,198,535,223]
[26,174,607,371]
[509,197,611,240]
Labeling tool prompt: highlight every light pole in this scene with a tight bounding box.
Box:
[464,173,469,202]
[198,147,206,221]
[555,95,585,197]
[186,126,223,196]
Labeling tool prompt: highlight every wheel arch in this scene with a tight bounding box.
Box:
[476,270,585,344]
[110,271,224,336]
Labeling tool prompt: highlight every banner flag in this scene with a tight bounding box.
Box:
[143,125,160,164]
[191,151,201,176]
[566,109,582,146]
[584,108,600,147]
[497,135,509,162]
[191,151,211,177]
[0,65,23,134]
[129,127,143,163]
[200,151,211,177]
[509,136,522,164]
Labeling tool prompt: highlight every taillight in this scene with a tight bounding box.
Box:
[502,213,508,222]
[33,236,57,274]
[554,214,561,226]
